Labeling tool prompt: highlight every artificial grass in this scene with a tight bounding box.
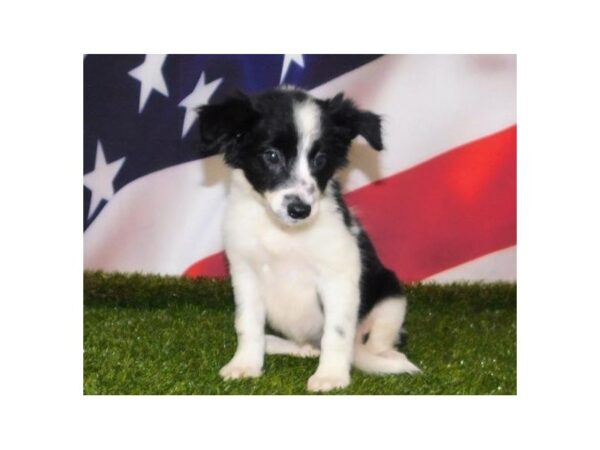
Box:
[84,271,516,395]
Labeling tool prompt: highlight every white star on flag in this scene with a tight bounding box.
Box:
[280,54,304,83]
[84,141,126,220]
[179,72,223,138]
[128,54,169,113]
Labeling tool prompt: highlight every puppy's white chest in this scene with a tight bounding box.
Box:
[226,210,326,343]
[259,254,324,344]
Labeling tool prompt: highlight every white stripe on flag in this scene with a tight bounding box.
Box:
[424,246,516,283]
[312,54,516,192]
[84,156,229,275]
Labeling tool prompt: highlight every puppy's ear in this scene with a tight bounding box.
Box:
[324,93,383,151]
[197,92,260,155]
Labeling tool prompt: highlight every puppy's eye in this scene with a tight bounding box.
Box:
[262,149,282,165]
[312,152,327,170]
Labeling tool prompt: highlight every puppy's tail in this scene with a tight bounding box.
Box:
[352,344,421,375]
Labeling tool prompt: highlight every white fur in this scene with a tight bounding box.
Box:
[294,100,321,156]
[293,100,320,196]
[221,170,418,391]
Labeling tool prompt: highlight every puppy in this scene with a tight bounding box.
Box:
[198,86,419,392]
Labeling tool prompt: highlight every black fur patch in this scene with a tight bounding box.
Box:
[328,180,354,228]
[329,179,406,319]
[197,87,383,196]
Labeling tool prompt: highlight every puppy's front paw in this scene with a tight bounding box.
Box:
[219,359,262,380]
[307,371,350,392]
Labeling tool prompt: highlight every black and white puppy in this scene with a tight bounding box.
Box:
[198,86,419,392]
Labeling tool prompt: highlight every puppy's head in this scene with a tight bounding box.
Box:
[198,87,383,226]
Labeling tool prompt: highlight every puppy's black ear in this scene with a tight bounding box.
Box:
[324,93,383,151]
[197,92,260,155]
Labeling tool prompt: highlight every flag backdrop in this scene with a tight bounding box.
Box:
[84,54,516,282]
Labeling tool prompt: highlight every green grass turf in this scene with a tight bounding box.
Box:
[84,271,516,395]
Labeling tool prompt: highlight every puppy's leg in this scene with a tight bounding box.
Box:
[353,297,420,374]
[308,276,360,392]
[220,260,265,380]
[364,297,406,354]
[265,335,320,357]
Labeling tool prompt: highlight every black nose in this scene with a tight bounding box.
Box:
[287,201,311,219]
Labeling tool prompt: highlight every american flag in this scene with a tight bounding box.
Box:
[84,54,516,282]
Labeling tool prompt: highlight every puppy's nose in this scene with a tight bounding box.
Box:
[287,201,311,219]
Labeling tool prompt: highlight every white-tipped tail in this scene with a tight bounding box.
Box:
[353,345,421,374]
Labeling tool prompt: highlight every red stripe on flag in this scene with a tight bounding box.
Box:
[184,126,516,281]
[184,251,228,278]
[347,125,516,281]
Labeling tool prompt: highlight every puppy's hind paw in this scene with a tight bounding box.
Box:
[380,350,422,374]
[298,344,320,358]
